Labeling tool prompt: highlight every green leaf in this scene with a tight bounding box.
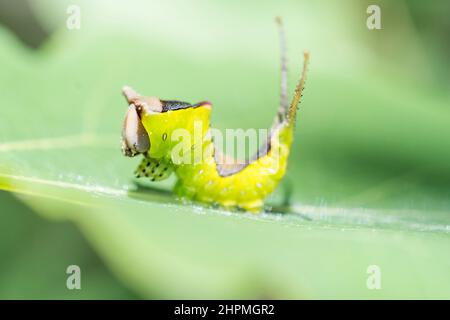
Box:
[0,0,449,298]
[0,191,137,299]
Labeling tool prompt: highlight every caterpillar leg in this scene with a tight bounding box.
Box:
[238,200,264,213]
[280,177,293,207]
[135,156,174,181]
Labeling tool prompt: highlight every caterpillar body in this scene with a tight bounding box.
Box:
[121,19,309,212]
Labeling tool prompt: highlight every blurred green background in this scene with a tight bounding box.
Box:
[0,0,449,299]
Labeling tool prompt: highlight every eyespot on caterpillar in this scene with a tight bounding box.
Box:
[121,18,310,213]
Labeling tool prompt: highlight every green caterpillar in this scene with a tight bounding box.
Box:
[121,19,309,212]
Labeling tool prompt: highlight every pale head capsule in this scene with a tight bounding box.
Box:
[121,86,165,157]
[121,103,150,157]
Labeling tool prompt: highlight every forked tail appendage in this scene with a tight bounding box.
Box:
[275,18,310,127]
[287,50,310,127]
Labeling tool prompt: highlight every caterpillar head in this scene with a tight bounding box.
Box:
[121,86,159,157]
[121,86,212,159]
